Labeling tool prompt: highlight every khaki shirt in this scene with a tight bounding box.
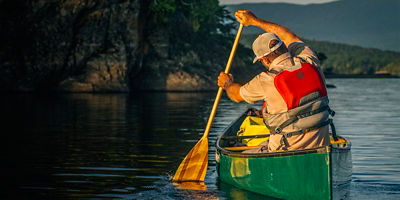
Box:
[240,42,330,151]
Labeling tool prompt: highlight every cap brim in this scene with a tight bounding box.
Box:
[253,57,258,63]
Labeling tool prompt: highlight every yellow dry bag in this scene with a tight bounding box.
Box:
[236,116,270,146]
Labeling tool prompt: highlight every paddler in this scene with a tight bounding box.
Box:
[218,10,335,152]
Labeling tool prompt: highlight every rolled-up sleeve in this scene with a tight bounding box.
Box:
[289,42,320,68]
[239,73,267,104]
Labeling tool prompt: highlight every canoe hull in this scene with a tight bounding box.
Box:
[216,147,331,200]
[216,108,351,200]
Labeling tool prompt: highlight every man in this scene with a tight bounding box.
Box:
[218,10,334,152]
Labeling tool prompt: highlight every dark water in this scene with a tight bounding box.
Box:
[2,78,400,199]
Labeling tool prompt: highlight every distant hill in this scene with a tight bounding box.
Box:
[240,34,400,75]
[225,0,400,52]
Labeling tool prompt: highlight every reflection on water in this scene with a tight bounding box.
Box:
[173,182,207,191]
[3,92,220,199]
[2,78,400,199]
[328,79,400,200]
[218,180,280,200]
[230,158,250,178]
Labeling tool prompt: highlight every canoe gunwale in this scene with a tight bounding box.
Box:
[217,145,330,158]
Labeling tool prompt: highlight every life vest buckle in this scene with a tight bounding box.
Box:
[329,108,336,117]
[275,127,282,134]
[285,132,295,138]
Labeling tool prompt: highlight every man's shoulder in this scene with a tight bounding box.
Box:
[255,71,276,81]
[288,41,306,55]
[241,72,275,91]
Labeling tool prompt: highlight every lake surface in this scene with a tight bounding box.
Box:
[2,78,400,199]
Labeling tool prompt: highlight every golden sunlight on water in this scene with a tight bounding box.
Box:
[2,79,400,199]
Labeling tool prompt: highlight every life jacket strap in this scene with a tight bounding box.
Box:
[221,134,269,140]
[267,69,280,75]
[330,120,338,141]
[328,107,335,117]
[272,105,331,135]
[275,119,333,150]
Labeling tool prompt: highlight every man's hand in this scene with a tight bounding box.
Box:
[217,72,244,103]
[218,72,233,89]
[235,10,258,26]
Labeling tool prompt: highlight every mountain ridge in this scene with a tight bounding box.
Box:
[225,0,400,52]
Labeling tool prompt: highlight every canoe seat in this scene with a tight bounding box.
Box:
[330,134,349,148]
[330,139,346,144]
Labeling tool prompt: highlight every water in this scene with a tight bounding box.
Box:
[2,78,400,199]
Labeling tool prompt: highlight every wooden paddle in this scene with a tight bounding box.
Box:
[173,24,244,183]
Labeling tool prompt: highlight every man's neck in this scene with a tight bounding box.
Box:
[270,52,292,69]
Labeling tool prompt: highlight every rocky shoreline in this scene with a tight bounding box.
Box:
[325,74,399,79]
[0,0,261,93]
[2,1,396,93]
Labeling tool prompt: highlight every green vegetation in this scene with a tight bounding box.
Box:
[146,0,261,85]
[1,0,398,92]
[148,0,236,57]
[240,34,400,75]
[306,40,400,75]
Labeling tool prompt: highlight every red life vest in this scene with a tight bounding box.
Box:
[260,62,336,150]
[262,62,327,112]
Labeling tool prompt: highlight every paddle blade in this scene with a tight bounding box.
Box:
[173,137,208,182]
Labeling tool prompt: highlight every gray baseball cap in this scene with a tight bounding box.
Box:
[252,33,283,63]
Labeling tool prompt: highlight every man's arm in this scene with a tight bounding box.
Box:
[234,10,302,47]
[218,72,244,103]
[225,83,244,103]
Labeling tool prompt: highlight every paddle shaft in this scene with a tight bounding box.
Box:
[172,24,244,183]
[203,24,244,138]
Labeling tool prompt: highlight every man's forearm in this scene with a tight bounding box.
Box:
[225,83,244,103]
[251,18,302,47]
[235,10,302,46]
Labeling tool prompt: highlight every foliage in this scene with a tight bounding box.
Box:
[147,0,236,57]
[149,0,176,24]
[305,39,400,75]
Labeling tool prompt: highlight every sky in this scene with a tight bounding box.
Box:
[219,0,338,5]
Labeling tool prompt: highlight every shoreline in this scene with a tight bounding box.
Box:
[325,74,399,79]
[1,76,399,93]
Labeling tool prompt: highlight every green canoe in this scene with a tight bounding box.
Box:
[216,108,352,200]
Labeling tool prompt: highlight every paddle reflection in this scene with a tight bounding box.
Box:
[230,157,250,178]
[173,181,207,191]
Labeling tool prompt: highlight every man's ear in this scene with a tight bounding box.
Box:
[261,57,271,66]
[266,57,272,64]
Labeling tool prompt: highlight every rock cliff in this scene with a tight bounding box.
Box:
[0,0,261,92]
